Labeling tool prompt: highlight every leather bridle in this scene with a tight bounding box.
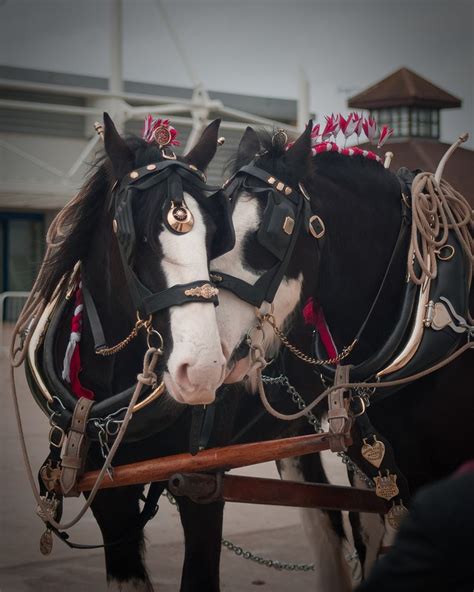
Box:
[112,158,235,315]
[86,157,235,353]
[211,160,325,308]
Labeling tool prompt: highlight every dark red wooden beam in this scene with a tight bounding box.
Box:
[221,475,388,514]
[78,432,349,492]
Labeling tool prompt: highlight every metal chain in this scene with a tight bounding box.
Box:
[95,314,152,356]
[260,312,357,367]
[162,375,373,573]
[221,539,315,572]
[262,375,374,488]
[164,490,315,572]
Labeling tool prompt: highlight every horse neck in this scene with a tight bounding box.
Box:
[312,168,406,363]
[78,215,145,400]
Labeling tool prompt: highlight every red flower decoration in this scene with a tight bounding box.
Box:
[142,115,180,147]
[377,124,394,148]
[362,117,378,144]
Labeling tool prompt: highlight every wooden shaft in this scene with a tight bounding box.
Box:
[78,432,347,492]
[222,475,388,514]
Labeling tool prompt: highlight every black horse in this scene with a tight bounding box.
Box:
[22,113,247,591]
[210,123,474,590]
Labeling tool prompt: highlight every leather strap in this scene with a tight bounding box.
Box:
[60,397,94,497]
[327,365,352,452]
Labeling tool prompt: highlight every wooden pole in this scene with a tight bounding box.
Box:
[221,475,388,514]
[78,432,348,492]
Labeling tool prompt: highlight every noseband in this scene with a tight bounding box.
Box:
[211,160,325,307]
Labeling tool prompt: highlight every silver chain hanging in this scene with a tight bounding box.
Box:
[262,374,374,489]
[163,373,372,574]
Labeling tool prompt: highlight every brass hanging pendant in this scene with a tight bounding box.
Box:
[374,470,399,501]
[361,436,386,469]
[386,501,409,530]
[167,201,194,234]
[40,528,53,555]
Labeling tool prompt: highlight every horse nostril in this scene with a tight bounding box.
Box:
[175,362,192,390]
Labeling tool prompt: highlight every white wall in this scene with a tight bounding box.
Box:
[1,0,473,146]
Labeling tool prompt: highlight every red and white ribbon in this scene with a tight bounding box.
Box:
[61,282,95,400]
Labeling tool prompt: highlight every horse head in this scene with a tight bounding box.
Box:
[210,123,320,385]
[45,114,235,405]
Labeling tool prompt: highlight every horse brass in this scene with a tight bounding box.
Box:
[361,437,386,469]
[374,471,399,501]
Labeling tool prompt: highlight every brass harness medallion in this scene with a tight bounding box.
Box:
[184,283,219,299]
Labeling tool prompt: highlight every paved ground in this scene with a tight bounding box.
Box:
[0,330,356,591]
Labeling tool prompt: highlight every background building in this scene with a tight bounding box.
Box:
[0,0,472,298]
[348,67,473,201]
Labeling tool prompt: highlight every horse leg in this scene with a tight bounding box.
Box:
[279,456,353,592]
[176,496,224,592]
[90,484,154,592]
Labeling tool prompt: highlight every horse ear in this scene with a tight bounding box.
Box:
[184,119,221,172]
[103,112,134,180]
[237,126,260,162]
[285,120,313,179]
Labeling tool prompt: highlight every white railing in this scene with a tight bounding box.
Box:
[0,291,29,351]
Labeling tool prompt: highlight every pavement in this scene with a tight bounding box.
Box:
[0,329,355,591]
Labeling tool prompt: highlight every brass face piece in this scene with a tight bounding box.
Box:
[167,201,194,234]
[153,125,172,148]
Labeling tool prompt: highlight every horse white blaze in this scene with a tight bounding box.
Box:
[212,195,302,385]
[160,194,226,405]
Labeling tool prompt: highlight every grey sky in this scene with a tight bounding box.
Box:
[1,0,473,145]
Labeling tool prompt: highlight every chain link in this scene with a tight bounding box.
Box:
[164,490,315,572]
[162,375,373,574]
[261,313,357,366]
[95,314,152,356]
[262,374,374,488]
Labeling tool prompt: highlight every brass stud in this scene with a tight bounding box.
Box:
[217,137,226,146]
[130,171,139,179]
[284,186,292,196]
[283,216,295,235]
[146,164,156,171]
[267,176,276,185]
[189,164,198,171]
[276,181,285,192]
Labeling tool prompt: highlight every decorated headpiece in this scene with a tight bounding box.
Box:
[285,113,394,165]
[142,115,181,148]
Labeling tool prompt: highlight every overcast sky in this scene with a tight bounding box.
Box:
[1,0,473,146]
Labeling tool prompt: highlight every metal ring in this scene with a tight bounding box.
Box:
[146,328,164,351]
[435,244,455,261]
[351,395,367,417]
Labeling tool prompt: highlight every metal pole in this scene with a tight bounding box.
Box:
[297,66,310,131]
[110,0,123,96]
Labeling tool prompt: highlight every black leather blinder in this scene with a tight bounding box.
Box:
[257,191,296,261]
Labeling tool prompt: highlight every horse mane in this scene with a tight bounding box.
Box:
[38,136,177,302]
[227,128,387,189]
